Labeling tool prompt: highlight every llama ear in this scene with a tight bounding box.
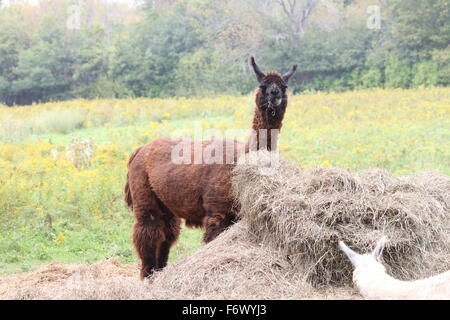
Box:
[339,241,360,267]
[282,65,298,83]
[250,56,265,84]
[372,236,388,261]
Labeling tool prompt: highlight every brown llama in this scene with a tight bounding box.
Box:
[125,57,297,279]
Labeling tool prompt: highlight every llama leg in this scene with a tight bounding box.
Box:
[133,220,164,279]
[157,215,181,269]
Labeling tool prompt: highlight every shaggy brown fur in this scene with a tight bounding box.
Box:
[125,57,297,279]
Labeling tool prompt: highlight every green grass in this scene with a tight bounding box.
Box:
[0,221,202,274]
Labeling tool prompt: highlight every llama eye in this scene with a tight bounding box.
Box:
[259,85,266,91]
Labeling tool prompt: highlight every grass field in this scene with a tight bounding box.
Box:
[0,88,449,275]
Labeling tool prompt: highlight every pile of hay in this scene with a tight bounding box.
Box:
[232,151,450,286]
[0,259,147,300]
[1,151,448,299]
[145,223,356,299]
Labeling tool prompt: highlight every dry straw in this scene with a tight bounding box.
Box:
[0,259,146,300]
[1,151,448,299]
[232,151,450,286]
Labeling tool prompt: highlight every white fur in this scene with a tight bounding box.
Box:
[339,237,450,300]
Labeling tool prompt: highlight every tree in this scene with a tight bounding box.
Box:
[391,0,450,60]
[0,6,29,105]
[275,0,319,36]
[12,26,75,104]
[71,25,109,98]
[111,2,202,98]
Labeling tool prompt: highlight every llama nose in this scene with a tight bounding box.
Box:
[271,89,279,96]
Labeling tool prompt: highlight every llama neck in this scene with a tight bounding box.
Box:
[248,110,280,151]
[247,91,286,152]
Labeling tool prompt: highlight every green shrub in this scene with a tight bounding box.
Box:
[385,55,411,88]
[411,61,440,87]
[361,68,384,88]
[34,109,86,134]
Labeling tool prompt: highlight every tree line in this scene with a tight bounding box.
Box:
[0,0,448,106]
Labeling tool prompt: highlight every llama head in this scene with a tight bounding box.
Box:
[250,56,297,119]
[202,212,238,243]
[339,237,388,274]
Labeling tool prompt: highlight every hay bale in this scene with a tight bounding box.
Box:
[232,151,450,286]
